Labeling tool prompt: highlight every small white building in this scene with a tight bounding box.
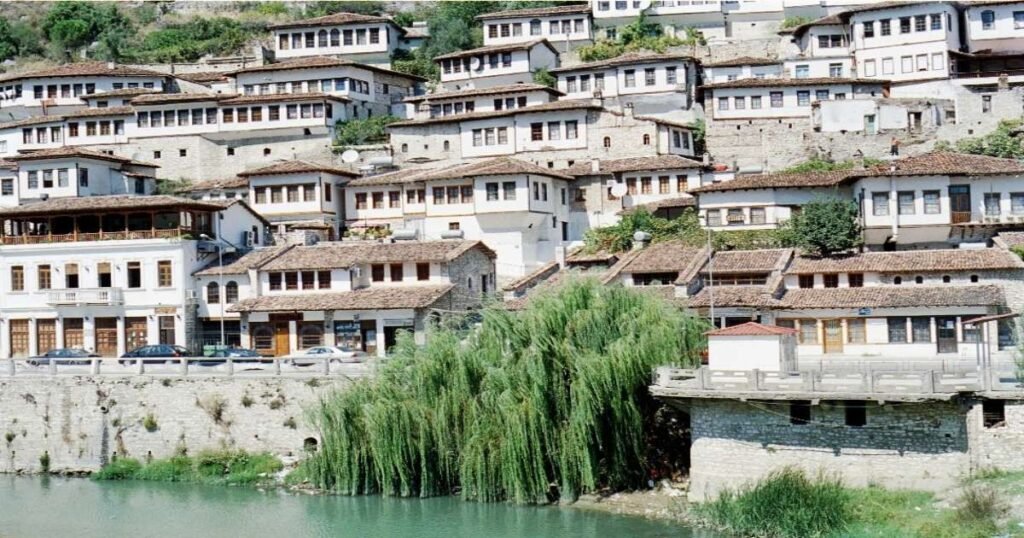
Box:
[551,51,698,116]
[434,39,559,91]
[477,4,593,52]
[701,57,783,84]
[963,1,1024,53]
[702,77,888,123]
[268,12,404,66]
[238,160,358,240]
[2,147,158,207]
[404,83,562,121]
[706,322,798,372]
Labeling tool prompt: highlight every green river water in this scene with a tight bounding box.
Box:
[0,476,708,537]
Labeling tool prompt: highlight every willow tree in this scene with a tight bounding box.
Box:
[305,278,707,503]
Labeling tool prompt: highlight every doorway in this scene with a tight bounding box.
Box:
[125,317,147,352]
[949,185,971,224]
[936,317,958,353]
[273,323,290,356]
[36,319,56,354]
[9,319,28,357]
[823,319,844,354]
[95,318,118,356]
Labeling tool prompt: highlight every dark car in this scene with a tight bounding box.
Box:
[119,345,192,365]
[28,348,99,366]
[193,347,267,366]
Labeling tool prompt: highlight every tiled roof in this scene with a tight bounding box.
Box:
[231,56,426,81]
[502,261,560,293]
[81,88,158,99]
[229,285,453,313]
[0,159,15,170]
[405,83,562,103]
[345,167,437,187]
[174,71,230,84]
[707,249,793,274]
[866,152,1024,177]
[7,147,139,165]
[837,1,933,20]
[194,245,293,276]
[182,177,251,192]
[131,93,222,105]
[0,115,66,130]
[0,62,167,83]
[416,157,574,181]
[388,99,600,127]
[551,51,694,73]
[0,195,223,217]
[692,170,854,193]
[267,12,398,30]
[237,160,358,177]
[434,39,556,61]
[688,286,780,308]
[620,196,696,215]
[707,322,797,336]
[260,240,496,271]
[565,248,620,264]
[701,77,885,90]
[702,56,779,68]
[477,4,591,19]
[776,285,1005,309]
[610,241,707,274]
[785,248,1024,274]
[218,92,349,105]
[566,155,704,176]
[62,106,135,118]
[788,14,844,37]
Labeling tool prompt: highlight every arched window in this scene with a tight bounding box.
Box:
[914,276,923,284]
[530,19,542,36]
[642,134,651,145]
[317,29,328,47]
[401,143,408,153]
[603,136,611,148]
[443,140,450,151]
[252,325,273,352]
[330,29,340,47]
[300,324,323,348]
[225,281,239,304]
[207,281,220,303]
[893,276,902,285]
[982,10,995,30]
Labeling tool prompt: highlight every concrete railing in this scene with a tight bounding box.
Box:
[653,366,1024,396]
[45,288,124,306]
[1,356,374,378]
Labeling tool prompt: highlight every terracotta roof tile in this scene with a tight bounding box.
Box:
[417,157,573,181]
[7,147,142,165]
[707,249,793,274]
[217,92,349,105]
[701,77,885,90]
[131,93,222,105]
[345,167,437,187]
[995,232,1024,249]
[260,240,495,271]
[786,249,1024,274]
[229,285,453,313]
[182,177,251,192]
[788,13,843,37]
[551,51,694,73]
[502,261,560,292]
[688,286,780,308]
[706,322,797,336]
[194,245,293,276]
[0,195,223,218]
[566,155,704,176]
[405,83,562,103]
[692,170,854,193]
[238,160,358,177]
[388,99,600,127]
[866,152,1024,177]
[702,56,780,68]
[776,285,1005,309]
[62,106,134,118]
[477,4,591,20]
[231,56,425,81]
[434,39,556,61]
[612,240,707,274]
[0,62,167,83]
[565,248,620,264]
[620,196,696,215]
[268,12,398,30]
[174,71,230,84]
[81,88,158,99]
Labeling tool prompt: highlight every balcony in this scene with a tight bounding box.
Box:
[46,288,124,306]
[2,228,196,245]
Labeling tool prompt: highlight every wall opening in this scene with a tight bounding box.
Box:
[790,401,811,425]
[983,400,1006,428]
[844,401,866,427]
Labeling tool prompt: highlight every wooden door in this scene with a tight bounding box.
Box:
[936,317,958,354]
[95,318,118,356]
[125,317,147,352]
[823,319,844,354]
[9,319,28,358]
[63,318,84,349]
[949,185,971,224]
[273,323,290,357]
[36,319,56,354]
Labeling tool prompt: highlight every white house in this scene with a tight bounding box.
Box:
[701,77,888,123]
[238,160,358,240]
[2,147,158,207]
[0,195,267,357]
[268,12,404,66]
[477,4,593,52]
[963,1,1024,53]
[551,51,698,116]
[434,39,559,90]
[404,83,562,121]
[705,322,798,372]
[702,57,783,83]
[783,14,856,79]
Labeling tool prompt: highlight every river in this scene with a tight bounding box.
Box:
[0,476,710,537]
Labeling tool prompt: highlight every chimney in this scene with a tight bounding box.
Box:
[853,149,865,170]
[591,158,600,173]
[107,61,115,69]
[632,231,651,250]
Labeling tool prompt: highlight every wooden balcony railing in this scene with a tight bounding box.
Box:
[1,228,198,245]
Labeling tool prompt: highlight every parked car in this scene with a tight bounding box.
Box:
[119,345,192,365]
[193,347,267,367]
[285,346,365,366]
[27,348,99,366]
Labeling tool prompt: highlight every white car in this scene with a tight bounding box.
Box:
[286,346,365,366]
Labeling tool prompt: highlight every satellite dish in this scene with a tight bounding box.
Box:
[610,183,628,197]
[340,149,360,163]
[470,57,482,71]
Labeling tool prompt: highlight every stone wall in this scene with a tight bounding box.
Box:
[0,376,346,474]
[967,399,1024,473]
[686,398,969,501]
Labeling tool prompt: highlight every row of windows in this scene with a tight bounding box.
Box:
[370,263,431,283]
[778,316,979,346]
[472,126,509,147]
[871,190,943,216]
[10,261,172,291]
[205,281,239,304]
[441,53,513,75]
[354,191,401,210]
[242,78,373,96]
[706,207,767,226]
[136,103,331,128]
[980,10,1024,30]
[253,184,322,205]
[621,175,689,196]
[862,13,945,38]
[793,63,845,79]
[596,0,642,11]
[24,168,88,190]
[487,18,585,39]
[528,120,579,142]
[863,53,945,77]
[623,66,678,88]
[268,270,333,291]
[718,90,848,111]
[278,27,387,50]
[815,34,846,49]
[797,273,981,288]
[28,81,156,100]
[427,96,529,119]
[564,73,606,93]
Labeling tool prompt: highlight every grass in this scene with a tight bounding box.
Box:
[92,450,282,486]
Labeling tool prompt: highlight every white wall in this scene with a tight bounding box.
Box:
[273,22,399,62]
[482,14,591,46]
[964,3,1024,53]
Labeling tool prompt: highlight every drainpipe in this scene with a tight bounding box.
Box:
[889,162,898,244]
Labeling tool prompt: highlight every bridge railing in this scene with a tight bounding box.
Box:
[0,356,374,378]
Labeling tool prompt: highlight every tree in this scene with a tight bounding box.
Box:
[335,116,399,146]
[956,120,1024,159]
[302,1,386,17]
[0,20,21,61]
[787,197,862,257]
[532,67,556,88]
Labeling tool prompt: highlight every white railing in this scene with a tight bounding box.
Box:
[45,288,124,306]
[1,356,374,378]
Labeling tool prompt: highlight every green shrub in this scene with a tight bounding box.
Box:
[953,485,1008,532]
[335,115,399,146]
[134,456,192,482]
[241,394,254,408]
[142,413,158,432]
[39,451,50,473]
[92,458,143,480]
[697,468,851,538]
[92,451,282,486]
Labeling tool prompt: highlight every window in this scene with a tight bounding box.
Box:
[10,266,23,291]
[931,13,943,30]
[157,261,172,287]
[914,14,926,32]
[57,168,68,188]
[798,275,814,289]
[846,319,866,344]
[448,186,460,204]
[624,69,635,87]
[797,91,810,106]
[268,272,282,291]
[863,20,874,38]
[666,66,677,85]
[897,191,915,214]
[284,272,299,290]
[872,192,889,216]
[271,187,283,204]
[531,122,543,141]
[901,56,913,73]
[0,178,11,196]
[750,207,766,225]
[983,95,992,114]
[795,64,809,79]
[815,90,829,102]
[983,400,1006,428]
[566,76,577,93]
[863,58,877,77]
[640,177,652,194]
[882,57,894,75]
[225,281,239,303]
[823,274,839,288]
[547,121,560,141]
[985,192,1001,216]
[1016,11,1024,30]
[432,187,445,205]
[659,176,670,194]
[461,185,473,203]
[207,282,220,303]
[770,92,783,108]
[372,192,384,209]
[911,317,931,343]
[503,181,516,200]
[530,19,541,35]
[982,10,995,30]
[417,263,430,281]
[881,18,891,35]
[845,401,867,427]
[390,263,403,282]
[789,401,811,425]
[900,16,911,33]
[888,317,907,343]
[916,54,928,71]
[486,182,499,201]
[705,209,721,226]
[848,273,864,288]
[565,121,577,139]
[751,95,761,109]
[718,97,729,111]
[644,68,656,86]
